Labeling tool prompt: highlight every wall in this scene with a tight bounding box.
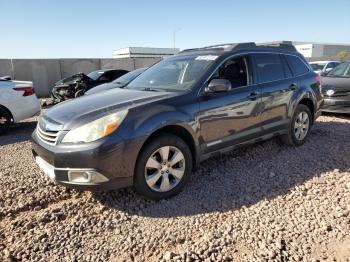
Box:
[323,45,350,59]
[0,59,13,77]
[12,59,61,97]
[0,58,161,98]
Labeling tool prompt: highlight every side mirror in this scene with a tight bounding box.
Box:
[205,79,231,93]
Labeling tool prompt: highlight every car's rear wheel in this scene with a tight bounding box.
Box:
[281,104,312,146]
[134,134,192,200]
[0,107,12,135]
[74,89,84,98]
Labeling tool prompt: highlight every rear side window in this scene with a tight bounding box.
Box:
[111,70,128,79]
[102,71,124,81]
[106,71,117,80]
[285,55,309,76]
[254,53,285,83]
[281,55,293,78]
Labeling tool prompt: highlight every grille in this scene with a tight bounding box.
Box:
[36,125,60,145]
[332,91,350,97]
[323,89,350,98]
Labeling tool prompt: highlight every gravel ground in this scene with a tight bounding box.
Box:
[0,114,350,262]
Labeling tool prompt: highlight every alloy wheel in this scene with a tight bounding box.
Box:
[294,111,310,141]
[144,146,185,192]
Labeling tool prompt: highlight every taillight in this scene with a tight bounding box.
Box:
[13,87,34,96]
[315,74,322,94]
[315,74,322,85]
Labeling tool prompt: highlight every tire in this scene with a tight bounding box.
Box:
[280,104,312,146]
[0,107,12,135]
[134,134,193,200]
[74,89,84,98]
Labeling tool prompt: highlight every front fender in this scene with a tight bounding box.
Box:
[126,105,198,144]
[115,103,200,173]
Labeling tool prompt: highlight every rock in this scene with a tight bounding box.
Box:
[163,251,175,261]
[1,115,350,261]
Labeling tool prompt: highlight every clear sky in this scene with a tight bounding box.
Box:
[1,0,349,58]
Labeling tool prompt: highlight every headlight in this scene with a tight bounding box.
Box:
[62,110,128,143]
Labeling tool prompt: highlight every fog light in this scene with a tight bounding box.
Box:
[68,170,109,184]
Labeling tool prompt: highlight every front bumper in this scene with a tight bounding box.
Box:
[31,131,136,191]
[322,97,350,114]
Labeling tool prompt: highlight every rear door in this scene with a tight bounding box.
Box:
[252,53,296,134]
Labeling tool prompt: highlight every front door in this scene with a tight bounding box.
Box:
[198,55,262,154]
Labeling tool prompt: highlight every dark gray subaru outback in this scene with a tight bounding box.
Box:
[32,43,323,200]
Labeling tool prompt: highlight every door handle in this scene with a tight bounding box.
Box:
[289,83,298,91]
[247,92,259,100]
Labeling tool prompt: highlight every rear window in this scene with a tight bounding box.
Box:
[286,55,309,76]
[254,53,285,83]
[310,63,326,71]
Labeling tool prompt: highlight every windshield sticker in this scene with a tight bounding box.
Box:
[195,55,218,61]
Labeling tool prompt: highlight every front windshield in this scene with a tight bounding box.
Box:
[310,63,325,71]
[112,68,146,84]
[87,70,105,80]
[127,55,217,91]
[327,62,350,77]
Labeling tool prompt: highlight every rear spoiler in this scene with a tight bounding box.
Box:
[0,76,12,81]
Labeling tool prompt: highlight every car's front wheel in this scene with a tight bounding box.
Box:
[0,107,12,135]
[134,134,193,200]
[281,104,312,146]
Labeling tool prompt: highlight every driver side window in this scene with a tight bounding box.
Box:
[212,56,249,88]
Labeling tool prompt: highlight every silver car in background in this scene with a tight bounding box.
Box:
[310,61,340,75]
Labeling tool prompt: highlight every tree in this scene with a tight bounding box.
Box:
[338,51,348,61]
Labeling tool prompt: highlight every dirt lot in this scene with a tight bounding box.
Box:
[0,114,349,262]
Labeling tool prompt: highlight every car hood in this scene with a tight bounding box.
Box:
[322,76,350,91]
[43,88,175,130]
[85,82,124,95]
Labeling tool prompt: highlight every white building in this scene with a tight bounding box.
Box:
[294,43,350,60]
[113,47,180,59]
[262,41,350,60]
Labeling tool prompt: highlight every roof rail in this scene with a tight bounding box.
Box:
[256,43,297,51]
[180,43,254,53]
[180,42,296,53]
[179,44,231,53]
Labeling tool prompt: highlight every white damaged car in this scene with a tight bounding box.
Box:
[0,77,41,134]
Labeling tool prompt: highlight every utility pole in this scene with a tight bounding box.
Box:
[173,29,181,51]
